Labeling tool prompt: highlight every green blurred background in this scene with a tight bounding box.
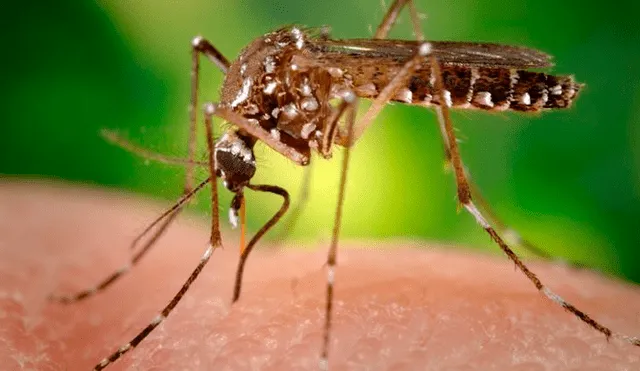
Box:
[2,1,639,281]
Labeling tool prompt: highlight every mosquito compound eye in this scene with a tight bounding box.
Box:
[214,132,257,192]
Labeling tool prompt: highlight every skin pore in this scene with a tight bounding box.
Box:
[1,181,639,370]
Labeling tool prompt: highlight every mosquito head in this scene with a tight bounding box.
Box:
[214,130,256,193]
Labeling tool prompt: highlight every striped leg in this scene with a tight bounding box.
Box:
[229,96,358,303]
[93,102,223,370]
[269,94,357,244]
[335,42,433,147]
[428,31,640,350]
[374,0,640,351]
[375,0,560,262]
[319,5,435,368]
[49,178,209,303]
[50,38,229,304]
[320,91,358,370]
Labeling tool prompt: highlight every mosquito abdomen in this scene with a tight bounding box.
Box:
[350,64,582,112]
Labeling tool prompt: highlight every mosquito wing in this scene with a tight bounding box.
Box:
[303,38,553,69]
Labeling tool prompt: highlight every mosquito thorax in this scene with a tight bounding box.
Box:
[214,130,256,192]
[219,26,330,158]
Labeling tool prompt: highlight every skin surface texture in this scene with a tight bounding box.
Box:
[1,181,639,370]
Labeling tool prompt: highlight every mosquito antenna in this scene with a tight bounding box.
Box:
[101,129,208,168]
[232,184,290,302]
[49,177,211,304]
[129,177,211,250]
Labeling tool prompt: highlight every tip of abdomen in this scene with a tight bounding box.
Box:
[542,75,583,110]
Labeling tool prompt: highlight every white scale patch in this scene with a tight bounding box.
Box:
[520,92,531,106]
[291,27,304,50]
[264,55,276,74]
[301,123,316,139]
[464,202,490,229]
[542,287,567,306]
[301,82,312,96]
[191,36,203,47]
[301,96,319,111]
[509,69,519,89]
[151,314,166,326]
[327,266,335,285]
[118,343,132,353]
[394,88,413,103]
[465,68,481,107]
[202,244,214,260]
[356,82,377,96]
[541,89,549,105]
[270,128,281,141]
[474,91,494,107]
[418,42,432,56]
[263,81,277,95]
[217,134,255,164]
[283,103,298,118]
[443,90,452,107]
[550,84,563,95]
[327,67,344,78]
[231,78,253,108]
[229,208,239,229]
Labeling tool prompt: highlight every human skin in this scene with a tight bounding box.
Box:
[1,181,639,370]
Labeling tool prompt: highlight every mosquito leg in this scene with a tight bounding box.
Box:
[333,0,431,146]
[101,130,208,168]
[374,0,424,40]
[93,241,219,370]
[181,37,229,193]
[319,92,358,370]
[429,55,640,348]
[51,39,229,305]
[93,100,224,371]
[49,178,210,303]
[321,97,355,157]
[430,108,559,261]
[203,103,223,246]
[374,0,407,39]
[336,42,432,146]
[188,37,229,190]
[232,184,290,302]
[375,0,635,347]
[381,4,570,262]
[98,38,228,174]
[466,172,564,261]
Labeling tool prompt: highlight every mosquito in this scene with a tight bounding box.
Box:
[50,0,640,369]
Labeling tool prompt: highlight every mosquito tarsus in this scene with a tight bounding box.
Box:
[50,0,639,370]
